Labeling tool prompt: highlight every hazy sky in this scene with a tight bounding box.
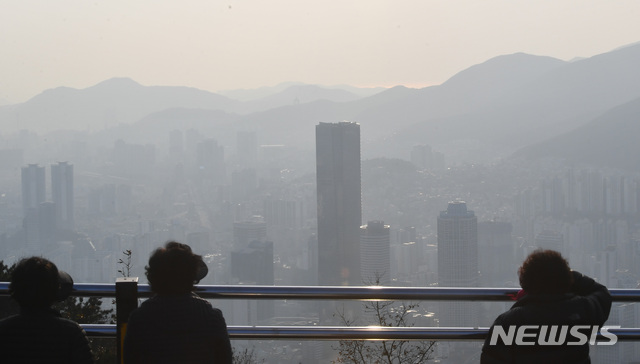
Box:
[2,1,640,103]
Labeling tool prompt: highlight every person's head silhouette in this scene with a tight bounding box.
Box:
[9,257,73,310]
[518,249,573,295]
[145,241,208,295]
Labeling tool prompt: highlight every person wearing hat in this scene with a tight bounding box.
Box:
[124,242,232,364]
[0,256,93,363]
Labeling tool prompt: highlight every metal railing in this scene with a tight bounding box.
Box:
[2,282,640,343]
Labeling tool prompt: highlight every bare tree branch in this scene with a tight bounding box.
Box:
[332,273,437,363]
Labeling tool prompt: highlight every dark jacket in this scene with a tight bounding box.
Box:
[481,271,612,364]
[123,293,232,364]
[0,308,94,364]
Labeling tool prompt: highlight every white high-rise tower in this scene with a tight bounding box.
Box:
[437,201,478,327]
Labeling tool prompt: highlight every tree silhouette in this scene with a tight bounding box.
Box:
[0,261,19,318]
[332,275,436,363]
[117,249,133,277]
[233,346,266,364]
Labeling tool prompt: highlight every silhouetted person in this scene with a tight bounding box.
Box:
[124,242,232,364]
[0,257,93,364]
[481,250,612,364]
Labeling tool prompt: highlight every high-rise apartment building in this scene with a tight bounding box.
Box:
[231,168,258,204]
[437,201,478,327]
[410,144,445,171]
[231,240,275,323]
[478,221,514,286]
[316,121,361,286]
[237,131,258,167]
[51,162,74,231]
[360,221,391,285]
[21,164,46,216]
[38,201,56,245]
[535,230,564,255]
[231,240,274,286]
[264,198,304,230]
[23,208,40,250]
[233,216,267,248]
[169,129,184,161]
[196,138,225,184]
[410,145,433,170]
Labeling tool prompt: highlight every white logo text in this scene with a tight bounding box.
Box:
[489,325,619,346]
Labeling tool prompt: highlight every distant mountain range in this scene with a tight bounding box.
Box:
[374,43,640,159]
[234,43,640,162]
[217,82,385,101]
[515,96,640,170]
[2,42,640,170]
[0,78,236,131]
[0,79,384,131]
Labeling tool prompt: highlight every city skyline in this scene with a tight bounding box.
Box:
[4,118,640,362]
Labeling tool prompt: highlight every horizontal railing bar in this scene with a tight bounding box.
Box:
[70,283,117,297]
[193,286,521,301]
[229,326,640,341]
[609,289,640,301]
[81,325,640,341]
[82,324,117,337]
[228,326,488,341]
[2,283,640,301]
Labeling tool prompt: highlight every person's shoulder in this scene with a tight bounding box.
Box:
[0,313,86,338]
[134,293,213,311]
[193,294,225,315]
[127,297,154,323]
[135,294,177,312]
[492,305,531,326]
[129,295,162,319]
[55,315,85,328]
[45,314,87,335]
[0,314,21,329]
[189,293,214,306]
[188,294,226,318]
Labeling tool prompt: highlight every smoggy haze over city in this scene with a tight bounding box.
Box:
[2,1,640,104]
[3,2,640,363]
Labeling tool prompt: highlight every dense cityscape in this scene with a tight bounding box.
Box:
[2,108,640,362]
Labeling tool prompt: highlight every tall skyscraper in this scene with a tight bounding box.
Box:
[21,164,46,216]
[437,201,478,327]
[51,162,74,231]
[360,221,391,285]
[316,121,361,286]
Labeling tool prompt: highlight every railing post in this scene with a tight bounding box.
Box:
[116,277,138,364]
